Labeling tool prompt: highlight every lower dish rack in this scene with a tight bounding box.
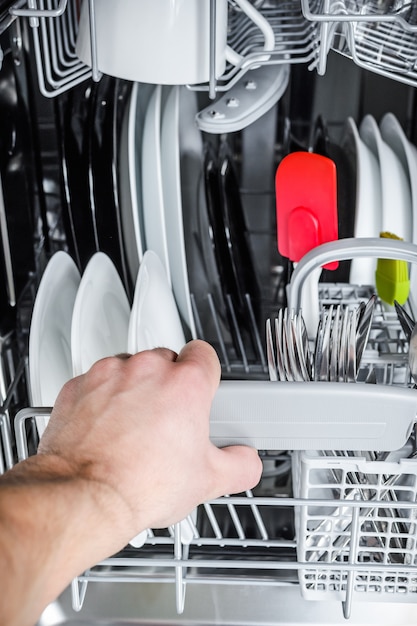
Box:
[5,241,417,621]
[12,408,417,620]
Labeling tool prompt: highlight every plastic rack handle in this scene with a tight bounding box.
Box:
[210,379,417,451]
[287,237,417,313]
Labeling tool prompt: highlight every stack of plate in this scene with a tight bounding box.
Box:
[29,249,185,438]
[343,113,416,307]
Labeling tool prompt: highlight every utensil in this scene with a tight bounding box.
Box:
[315,305,333,382]
[394,299,415,340]
[356,294,377,366]
[408,323,417,386]
[276,151,339,269]
[375,231,410,305]
[267,296,374,384]
[275,151,339,337]
[267,310,312,382]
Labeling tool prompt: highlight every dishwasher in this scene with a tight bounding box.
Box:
[2,0,417,624]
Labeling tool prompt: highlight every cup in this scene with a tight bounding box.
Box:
[76,0,274,85]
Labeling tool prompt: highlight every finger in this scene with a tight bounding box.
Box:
[114,352,133,360]
[209,445,263,498]
[146,347,178,362]
[176,340,221,391]
[127,347,178,367]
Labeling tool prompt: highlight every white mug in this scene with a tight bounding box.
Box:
[76,0,274,85]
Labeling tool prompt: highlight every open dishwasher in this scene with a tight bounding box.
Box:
[1,1,417,624]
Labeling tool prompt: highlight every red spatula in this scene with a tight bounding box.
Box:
[275,151,338,270]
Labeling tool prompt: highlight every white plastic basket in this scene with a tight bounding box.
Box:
[293,450,417,605]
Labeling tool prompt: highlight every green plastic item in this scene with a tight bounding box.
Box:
[376,232,410,306]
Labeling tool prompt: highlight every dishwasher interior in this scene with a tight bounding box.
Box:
[2,1,417,624]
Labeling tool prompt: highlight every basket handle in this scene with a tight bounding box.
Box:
[287,237,417,312]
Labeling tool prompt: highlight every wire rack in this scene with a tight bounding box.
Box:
[301,0,417,82]
[4,0,417,98]
[11,277,417,620]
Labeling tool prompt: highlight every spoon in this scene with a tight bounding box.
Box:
[356,294,377,367]
[394,299,415,340]
[408,323,417,387]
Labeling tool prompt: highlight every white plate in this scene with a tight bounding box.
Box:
[360,115,412,240]
[71,252,131,376]
[119,82,142,284]
[119,82,155,286]
[343,117,382,286]
[127,249,187,549]
[128,250,185,354]
[380,112,417,315]
[29,251,81,437]
[161,86,196,340]
[141,85,171,283]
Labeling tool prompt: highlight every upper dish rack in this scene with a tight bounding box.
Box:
[4,0,417,100]
[301,0,417,84]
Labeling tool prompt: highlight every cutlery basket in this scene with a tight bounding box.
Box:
[293,450,417,605]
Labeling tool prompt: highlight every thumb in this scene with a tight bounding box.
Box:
[208,445,262,498]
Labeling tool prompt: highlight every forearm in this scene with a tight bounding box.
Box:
[0,454,132,626]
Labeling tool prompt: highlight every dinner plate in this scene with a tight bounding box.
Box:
[127,249,188,549]
[127,250,185,354]
[118,81,154,287]
[89,76,128,287]
[141,85,171,283]
[178,88,231,353]
[160,86,196,340]
[60,81,97,270]
[218,141,261,323]
[71,252,131,376]
[360,114,412,241]
[29,251,81,437]
[380,112,417,315]
[342,117,383,286]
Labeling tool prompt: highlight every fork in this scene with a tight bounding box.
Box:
[267,297,374,383]
[267,309,312,381]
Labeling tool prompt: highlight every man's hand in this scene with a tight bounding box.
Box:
[0,340,262,625]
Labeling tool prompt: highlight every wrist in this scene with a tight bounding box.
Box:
[0,454,140,625]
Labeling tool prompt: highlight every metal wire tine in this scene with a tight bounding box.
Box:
[318,305,334,382]
[266,318,278,381]
[356,294,377,369]
[329,304,341,382]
